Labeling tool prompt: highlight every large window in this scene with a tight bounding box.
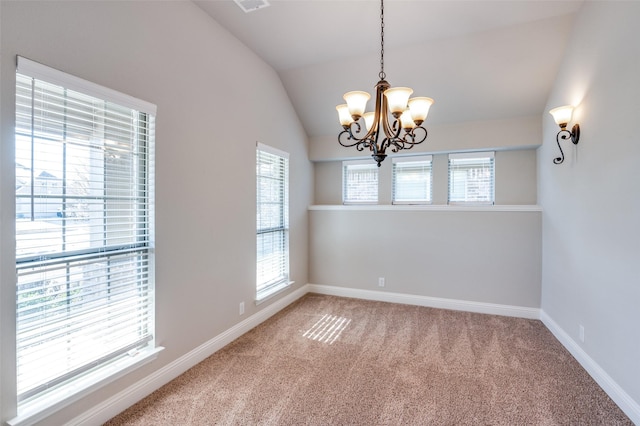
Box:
[392,155,433,204]
[448,152,495,204]
[343,160,378,204]
[256,143,290,300]
[14,57,157,415]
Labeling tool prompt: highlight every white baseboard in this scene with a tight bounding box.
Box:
[67,285,310,426]
[541,311,640,425]
[307,284,540,319]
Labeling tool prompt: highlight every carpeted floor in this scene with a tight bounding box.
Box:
[105,294,632,425]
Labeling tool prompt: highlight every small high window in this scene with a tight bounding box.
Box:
[392,155,433,204]
[448,152,495,204]
[343,160,378,204]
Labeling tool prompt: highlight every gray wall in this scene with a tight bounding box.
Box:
[539,0,640,408]
[0,1,312,424]
[309,117,542,308]
[309,208,541,308]
[310,116,541,310]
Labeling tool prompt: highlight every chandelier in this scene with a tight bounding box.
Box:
[336,0,434,167]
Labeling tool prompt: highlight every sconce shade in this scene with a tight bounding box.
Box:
[336,104,354,126]
[549,105,574,127]
[408,97,434,124]
[344,91,371,119]
[384,87,413,116]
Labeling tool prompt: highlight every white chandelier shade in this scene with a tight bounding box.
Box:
[337,91,434,128]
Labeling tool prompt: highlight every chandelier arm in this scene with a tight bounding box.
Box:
[388,125,428,152]
[356,142,369,152]
[380,99,401,143]
[390,117,403,139]
[337,129,360,148]
[338,129,374,150]
[378,137,390,155]
[341,120,378,144]
[359,121,379,143]
[404,126,428,145]
[388,138,406,153]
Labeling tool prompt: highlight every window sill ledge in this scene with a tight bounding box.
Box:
[8,346,164,426]
[309,204,542,212]
[256,281,294,305]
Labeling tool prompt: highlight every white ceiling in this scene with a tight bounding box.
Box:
[194,0,584,139]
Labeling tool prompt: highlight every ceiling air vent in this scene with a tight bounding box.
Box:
[234,0,270,13]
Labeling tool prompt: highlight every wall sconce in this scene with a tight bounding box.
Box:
[549,105,580,164]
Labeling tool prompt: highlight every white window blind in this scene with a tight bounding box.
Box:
[343,160,378,204]
[392,155,433,204]
[448,152,495,204]
[14,57,156,409]
[256,143,289,298]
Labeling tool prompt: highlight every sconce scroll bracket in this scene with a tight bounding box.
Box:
[553,124,581,165]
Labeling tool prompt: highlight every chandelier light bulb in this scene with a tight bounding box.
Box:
[384,87,413,117]
[343,91,371,120]
[336,104,354,127]
[408,97,434,125]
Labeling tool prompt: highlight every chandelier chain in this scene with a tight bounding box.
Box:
[379,0,385,80]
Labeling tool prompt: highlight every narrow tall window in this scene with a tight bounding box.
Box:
[448,152,495,204]
[343,160,378,204]
[256,143,290,300]
[15,57,157,413]
[392,155,433,204]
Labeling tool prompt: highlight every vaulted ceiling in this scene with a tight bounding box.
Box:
[195,0,584,139]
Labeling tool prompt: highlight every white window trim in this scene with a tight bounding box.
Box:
[448,152,495,160]
[256,142,289,160]
[13,56,158,422]
[448,151,495,206]
[256,143,290,301]
[392,155,433,205]
[308,204,541,212]
[342,159,379,205]
[255,280,295,305]
[7,347,164,426]
[17,56,156,115]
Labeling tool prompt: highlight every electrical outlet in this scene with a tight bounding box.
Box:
[579,325,585,343]
[239,302,245,316]
[378,277,385,287]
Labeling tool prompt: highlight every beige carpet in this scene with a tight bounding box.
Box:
[105,294,632,425]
